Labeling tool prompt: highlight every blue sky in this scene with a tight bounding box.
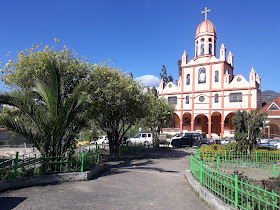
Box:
[0,0,279,91]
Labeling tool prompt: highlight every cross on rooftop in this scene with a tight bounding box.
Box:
[201,7,211,20]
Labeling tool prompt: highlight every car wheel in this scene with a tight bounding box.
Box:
[173,142,180,148]
[144,141,149,148]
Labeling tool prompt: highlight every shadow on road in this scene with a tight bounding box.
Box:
[93,148,193,179]
[0,197,27,210]
[142,148,193,159]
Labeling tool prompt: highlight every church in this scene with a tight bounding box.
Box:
[159,8,262,138]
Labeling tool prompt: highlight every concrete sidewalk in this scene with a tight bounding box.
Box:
[0,148,210,210]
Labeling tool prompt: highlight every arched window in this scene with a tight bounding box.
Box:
[209,43,212,55]
[198,68,206,84]
[215,70,219,82]
[186,96,189,104]
[214,94,219,103]
[186,74,190,85]
[196,46,198,57]
[201,44,204,55]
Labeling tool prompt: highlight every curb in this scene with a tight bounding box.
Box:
[0,164,105,193]
[185,170,235,210]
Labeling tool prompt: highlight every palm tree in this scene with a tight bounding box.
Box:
[0,58,88,156]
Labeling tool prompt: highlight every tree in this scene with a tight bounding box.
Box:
[232,110,267,153]
[160,64,173,83]
[1,41,92,92]
[139,91,174,143]
[0,59,88,156]
[151,86,158,97]
[160,65,168,83]
[168,74,174,83]
[177,59,182,78]
[87,64,149,152]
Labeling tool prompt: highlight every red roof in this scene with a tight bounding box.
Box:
[259,96,280,116]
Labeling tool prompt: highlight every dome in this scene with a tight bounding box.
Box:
[196,20,216,36]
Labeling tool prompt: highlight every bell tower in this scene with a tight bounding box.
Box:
[195,7,217,57]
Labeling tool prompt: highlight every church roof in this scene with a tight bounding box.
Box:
[259,96,280,116]
[196,20,216,36]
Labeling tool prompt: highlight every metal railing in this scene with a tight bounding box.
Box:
[191,153,280,209]
[0,144,100,180]
[109,144,142,155]
[196,149,280,163]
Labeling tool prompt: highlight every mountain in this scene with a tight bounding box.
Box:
[261,90,280,103]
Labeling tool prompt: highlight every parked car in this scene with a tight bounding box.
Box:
[171,131,206,141]
[221,137,235,145]
[127,133,153,146]
[95,136,109,144]
[76,139,90,147]
[258,139,280,148]
[269,139,280,147]
[171,132,219,148]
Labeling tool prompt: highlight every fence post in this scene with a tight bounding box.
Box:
[256,150,258,162]
[274,163,277,178]
[217,155,220,170]
[235,174,238,208]
[13,152,19,178]
[81,152,84,172]
[191,154,193,171]
[96,146,100,165]
[225,150,227,163]
[200,160,203,184]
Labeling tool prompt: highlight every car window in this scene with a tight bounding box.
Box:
[186,134,192,138]
[135,134,141,138]
[148,134,151,137]
[142,134,147,138]
[192,134,200,140]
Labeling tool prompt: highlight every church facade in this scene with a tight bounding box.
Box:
[159,8,262,138]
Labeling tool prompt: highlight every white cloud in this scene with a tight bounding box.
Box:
[135,75,160,87]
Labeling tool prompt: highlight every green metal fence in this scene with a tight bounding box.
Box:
[191,154,280,209]
[208,160,280,181]
[196,149,280,163]
[0,145,100,180]
[109,144,142,155]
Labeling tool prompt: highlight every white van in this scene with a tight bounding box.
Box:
[127,133,153,146]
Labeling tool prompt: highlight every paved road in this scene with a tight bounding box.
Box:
[0,148,210,210]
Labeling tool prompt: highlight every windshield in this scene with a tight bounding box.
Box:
[176,133,183,137]
[134,134,141,138]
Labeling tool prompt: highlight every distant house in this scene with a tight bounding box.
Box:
[0,127,9,145]
[259,96,280,139]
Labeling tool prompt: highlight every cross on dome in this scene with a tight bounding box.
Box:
[201,7,211,20]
